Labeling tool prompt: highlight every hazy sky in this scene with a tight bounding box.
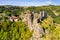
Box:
[0,0,60,6]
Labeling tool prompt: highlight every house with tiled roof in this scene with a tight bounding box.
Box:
[9,15,19,22]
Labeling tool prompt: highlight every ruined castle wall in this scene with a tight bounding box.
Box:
[22,11,47,40]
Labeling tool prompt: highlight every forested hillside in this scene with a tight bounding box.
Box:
[0,5,60,40]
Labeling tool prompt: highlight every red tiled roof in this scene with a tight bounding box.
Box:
[10,16,18,19]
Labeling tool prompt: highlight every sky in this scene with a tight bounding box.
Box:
[0,0,60,6]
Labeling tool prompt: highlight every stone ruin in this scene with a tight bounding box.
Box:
[21,10,47,40]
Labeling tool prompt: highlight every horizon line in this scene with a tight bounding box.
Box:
[0,4,60,7]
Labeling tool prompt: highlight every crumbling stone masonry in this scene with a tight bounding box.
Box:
[22,11,47,40]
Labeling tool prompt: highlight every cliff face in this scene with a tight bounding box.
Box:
[22,11,47,40]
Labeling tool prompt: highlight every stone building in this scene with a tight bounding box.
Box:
[9,16,19,22]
